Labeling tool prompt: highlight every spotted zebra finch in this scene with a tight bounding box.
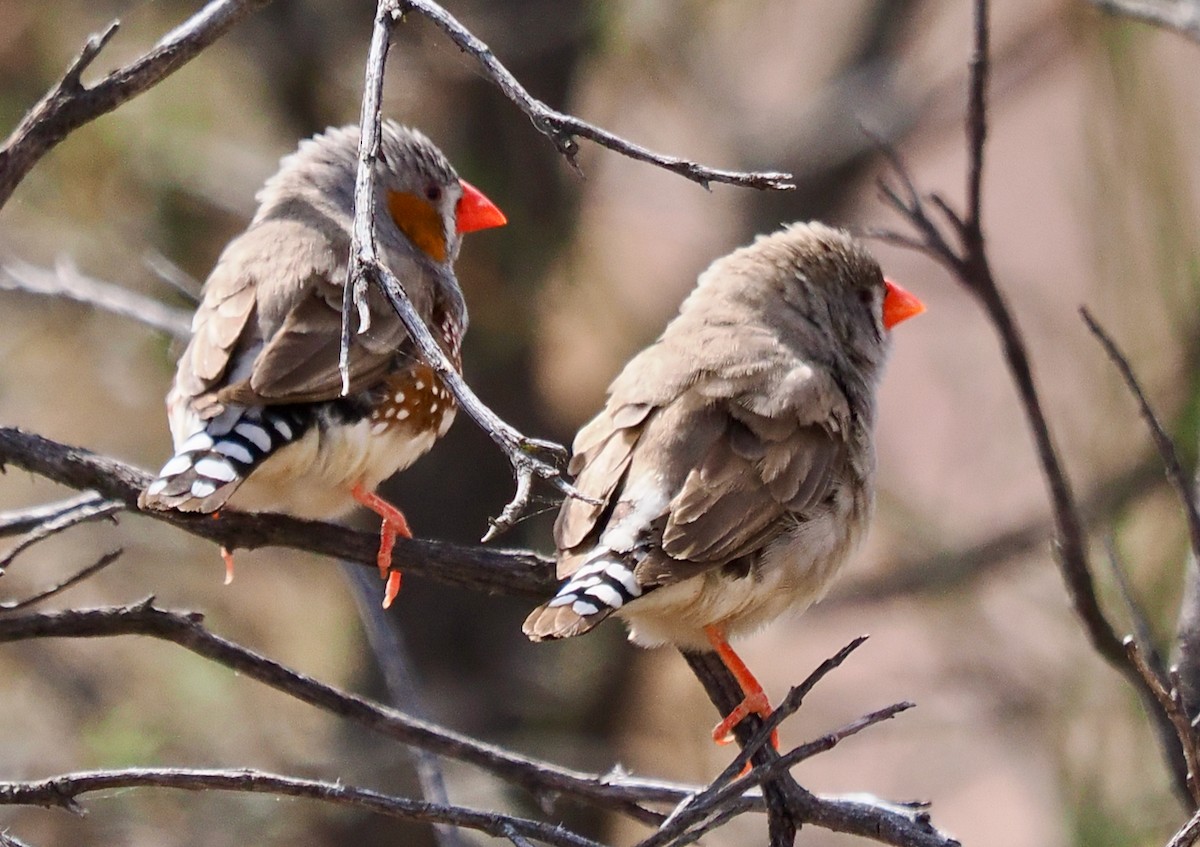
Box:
[141,123,506,607]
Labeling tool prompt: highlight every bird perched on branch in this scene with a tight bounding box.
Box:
[524,222,923,746]
[140,123,506,607]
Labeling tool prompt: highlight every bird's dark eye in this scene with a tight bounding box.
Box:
[425,184,443,202]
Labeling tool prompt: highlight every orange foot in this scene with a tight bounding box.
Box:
[704,624,780,755]
[351,483,412,609]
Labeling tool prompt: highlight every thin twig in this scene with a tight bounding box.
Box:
[0,259,192,339]
[0,0,275,207]
[708,637,870,798]
[0,767,603,847]
[0,492,109,538]
[396,0,794,191]
[0,549,123,612]
[870,0,1192,800]
[1081,308,1200,564]
[660,799,758,847]
[1102,533,1168,684]
[643,702,932,847]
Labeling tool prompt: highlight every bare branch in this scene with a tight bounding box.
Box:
[396,0,794,191]
[1102,534,1167,684]
[0,259,192,340]
[0,549,123,612]
[0,0,274,208]
[0,766,604,847]
[1088,0,1200,43]
[372,260,577,541]
[645,701,942,847]
[705,636,871,798]
[653,638,872,847]
[0,495,122,573]
[0,492,111,539]
[868,0,1199,806]
[0,426,557,599]
[678,645,955,847]
[0,601,681,823]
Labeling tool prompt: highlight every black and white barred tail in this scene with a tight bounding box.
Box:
[522,552,645,640]
[139,407,310,513]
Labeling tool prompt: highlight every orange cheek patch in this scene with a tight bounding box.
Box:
[386,190,448,262]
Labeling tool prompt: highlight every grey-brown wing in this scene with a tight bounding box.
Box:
[180,215,416,407]
[652,415,843,576]
[217,288,403,405]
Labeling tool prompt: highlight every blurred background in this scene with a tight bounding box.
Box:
[2,0,1199,844]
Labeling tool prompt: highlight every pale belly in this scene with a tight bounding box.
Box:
[617,506,864,650]
[225,411,452,519]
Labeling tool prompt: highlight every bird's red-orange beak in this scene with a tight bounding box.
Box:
[882,279,925,329]
[455,179,507,234]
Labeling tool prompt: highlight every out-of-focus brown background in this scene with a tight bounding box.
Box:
[2,0,1199,844]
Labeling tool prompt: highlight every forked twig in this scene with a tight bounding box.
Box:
[343,0,577,542]
[395,0,794,191]
[651,638,871,847]
[678,642,954,847]
[868,0,1190,805]
[0,492,110,538]
[0,0,275,208]
[0,497,122,573]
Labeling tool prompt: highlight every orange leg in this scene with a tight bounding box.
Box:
[704,625,780,751]
[211,511,237,586]
[351,483,412,609]
[220,547,236,586]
